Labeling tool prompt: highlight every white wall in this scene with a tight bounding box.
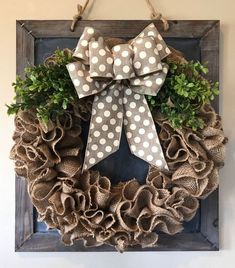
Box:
[0,0,234,267]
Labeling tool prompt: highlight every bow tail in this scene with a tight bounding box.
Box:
[123,86,169,170]
[83,83,124,171]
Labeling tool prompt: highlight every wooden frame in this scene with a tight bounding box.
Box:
[15,20,219,252]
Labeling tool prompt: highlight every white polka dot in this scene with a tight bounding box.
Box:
[107,57,113,64]
[145,41,152,48]
[94,131,100,137]
[130,124,136,130]
[99,64,106,72]
[163,67,168,74]
[95,81,100,88]
[116,74,123,80]
[88,137,92,143]
[157,44,163,51]
[113,140,119,147]
[130,102,136,109]
[154,48,159,55]
[126,111,132,117]
[99,49,106,56]
[101,90,107,96]
[96,117,102,123]
[114,59,122,66]
[148,132,154,139]
[112,104,118,111]
[97,152,104,158]
[113,45,121,52]
[125,88,132,95]
[147,31,154,36]
[86,150,90,156]
[123,119,128,125]
[116,126,122,132]
[165,47,171,54]
[139,128,145,135]
[158,34,163,41]
[130,145,136,152]
[92,42,99,49]
[126,132,132,139]
[89,158,96,164]
[104,110,111,117]
[117,112,122,119]
[92,57,98,64]
[123,97,127,104]
[139,51,147,59]
[143,141,149,148]
[73,79,80,86]
[145,80,152,87]
[87,28,94,34]
[85,50,89,57]
[90,124,94,130]
[134,94,141,100]
[143,120,150,126]
[136,38,143,44]
[108,132,114,139]
[77,70,84,77]
[106,96,112,103]
[83,84,90,92]
[99,139,106,145]
[122,51,129,57]
[114,90,120,97]
[134,115,140,122]
[134,61,141,69]
[147,155,153,161]
[152,146,159,153]
[110,118,116,125]
[149,57,156,64]
[134,137,141,143]
[134,79,140,85]
[102,125,108,131]
[105,146,112,152]
[143,66,150,73]
[91,144,98,150]
[139,106,145,113]
[156,160,163,166]
[138,150,145,156]
[81,40,88,47]
[86,76,93,83]
[98,103,104,109]
[68,64,75,71]
[123,65,130,73]
[156,78,163,85]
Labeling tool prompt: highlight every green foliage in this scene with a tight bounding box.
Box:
[7,49,77,123]
[147,60,219,131]
[7,48,219,131]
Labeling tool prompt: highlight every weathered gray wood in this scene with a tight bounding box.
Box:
[20,20,218,39]
[16,232,216,252]
[15,20,220,252]
[15,21,35,251]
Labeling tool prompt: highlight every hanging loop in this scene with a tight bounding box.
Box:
[145,0,169,31]
[70,0,90,32]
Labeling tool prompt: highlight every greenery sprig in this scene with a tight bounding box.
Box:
[7,49,219,131]
[7,49,77,123]
[146,60,219,131]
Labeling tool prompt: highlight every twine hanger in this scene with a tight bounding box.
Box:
[70,0,169,32]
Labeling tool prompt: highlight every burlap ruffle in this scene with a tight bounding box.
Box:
[10,99,226,251]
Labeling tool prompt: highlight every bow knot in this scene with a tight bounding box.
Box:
[67,23,171,171]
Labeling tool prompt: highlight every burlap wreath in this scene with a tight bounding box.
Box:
[10,47,227,252]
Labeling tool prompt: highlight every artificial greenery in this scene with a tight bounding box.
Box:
[7,49,219,131]
[7,49,77,123]
[146,60,219,131]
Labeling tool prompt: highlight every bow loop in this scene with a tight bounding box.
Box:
[112,44,135,80]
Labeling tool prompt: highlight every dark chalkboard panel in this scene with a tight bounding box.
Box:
[16,20,219,252]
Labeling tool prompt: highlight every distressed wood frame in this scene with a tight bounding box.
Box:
[15,20,219,252]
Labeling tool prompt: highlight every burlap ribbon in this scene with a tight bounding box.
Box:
[67,23,171,171]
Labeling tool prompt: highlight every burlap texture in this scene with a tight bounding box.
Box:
[10,48,227,252]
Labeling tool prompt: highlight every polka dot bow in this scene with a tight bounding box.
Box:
[67,23,171,171]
